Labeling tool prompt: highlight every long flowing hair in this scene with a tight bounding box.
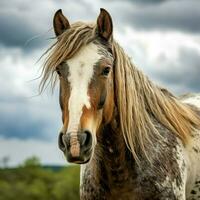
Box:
[40,22,200,162]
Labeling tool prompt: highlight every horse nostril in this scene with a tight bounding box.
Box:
[81,130,92,147]
[58,132,66,151]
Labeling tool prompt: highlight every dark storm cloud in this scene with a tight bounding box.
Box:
[105,0,200,33]
[116,0,167,5]
[0,0,95,51]
[1,0,200,52]
[132,1,200,33]
[0,94,60,140]
[0,13,47,49]
[0,2,52,50]
[0,113,48,140]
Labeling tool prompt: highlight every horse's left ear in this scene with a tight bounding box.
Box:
[97,8,113,41]
[53,9,70,37]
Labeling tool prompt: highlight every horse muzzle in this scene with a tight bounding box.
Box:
[58,130,92,164]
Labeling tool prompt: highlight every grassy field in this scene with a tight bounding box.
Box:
[0,157,80,200]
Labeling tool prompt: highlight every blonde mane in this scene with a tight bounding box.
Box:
[40,22,200,162]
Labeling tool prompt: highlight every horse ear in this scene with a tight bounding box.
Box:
[97,8,113,41]
[53,9,70,36]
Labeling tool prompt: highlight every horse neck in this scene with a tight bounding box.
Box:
[96,114,133,169]
[91,114,136,188]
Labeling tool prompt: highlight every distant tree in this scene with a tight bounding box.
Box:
[22,156,41,167]
[0,156,10,168]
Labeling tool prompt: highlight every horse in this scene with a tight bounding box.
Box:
[40,8,200,200]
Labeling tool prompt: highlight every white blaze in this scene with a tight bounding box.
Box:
[67,43,102,134]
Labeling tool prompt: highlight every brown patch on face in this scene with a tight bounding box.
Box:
[80,106,102,134]
[59,70,70,127]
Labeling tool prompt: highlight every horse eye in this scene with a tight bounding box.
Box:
[56,68,61,76]
[101,66,111,76]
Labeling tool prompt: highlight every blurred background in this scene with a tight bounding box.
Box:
[0,0,200,172]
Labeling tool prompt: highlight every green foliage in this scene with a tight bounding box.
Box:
[0,157,80,200]
[21,156,41,167]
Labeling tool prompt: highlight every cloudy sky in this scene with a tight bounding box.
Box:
[0,0,200,167]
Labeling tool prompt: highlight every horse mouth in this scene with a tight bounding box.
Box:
[72,157,90,164]
[66,155,91,164]
[65,148,92,164]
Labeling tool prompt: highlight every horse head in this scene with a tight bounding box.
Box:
[53,9,115,164]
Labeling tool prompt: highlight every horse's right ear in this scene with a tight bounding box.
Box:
[53,9,70,37]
